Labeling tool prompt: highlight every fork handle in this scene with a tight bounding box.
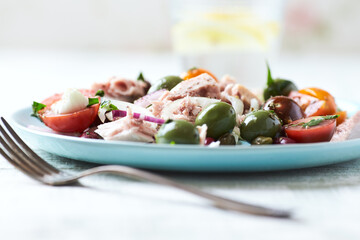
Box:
[58,165,290,218]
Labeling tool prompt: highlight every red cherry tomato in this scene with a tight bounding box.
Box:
[39,89,99,133]
[284,117,336,143]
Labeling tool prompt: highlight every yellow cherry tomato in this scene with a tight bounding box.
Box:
[298,87,337,117]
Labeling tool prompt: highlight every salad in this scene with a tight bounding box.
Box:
[31,65,359,146]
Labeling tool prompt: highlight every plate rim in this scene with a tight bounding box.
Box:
[10,106,360,151]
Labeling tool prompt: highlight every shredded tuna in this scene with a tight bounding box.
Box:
[222,84,261,111]
[95,107,157,142]
[165,73,221,101]
[154,97,219,123]
[331,111,360,142]
[149,101,165,118]
[219,75,237,91]
[168,96,203,122]
[147,91,171,117]
[92,77,150,102]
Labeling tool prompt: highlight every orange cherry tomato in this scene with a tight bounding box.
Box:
[335,111,347,126]
[181,68,218,82]
[297,88,337,117]
[39,89,99,133]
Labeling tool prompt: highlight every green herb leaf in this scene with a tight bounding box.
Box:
[266,61,274,86]
[291,115,339,128]
[31,101,46,120]
[323,115,340,120]
[100,100,118,112]
[302,118,325,128]
[303,115,339,128]
[137,72,145,82]
[95,89,105,97]
[87,98,99,107]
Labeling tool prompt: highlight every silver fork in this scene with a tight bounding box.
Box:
[0,117,291,218]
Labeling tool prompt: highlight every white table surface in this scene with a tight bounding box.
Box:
[1,49,360,240]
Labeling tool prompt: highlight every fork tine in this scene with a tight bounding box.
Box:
[0,123,55,179]
[0,134,44,179]
[0,147,27,171]
[1,117,60,174]
[0,147,42,180]
[0,124,48,176]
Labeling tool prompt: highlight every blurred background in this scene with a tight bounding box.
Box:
[1,0,359,53]
[0,0,360,108]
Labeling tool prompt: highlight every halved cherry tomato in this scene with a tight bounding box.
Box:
[181,68,218,82]
[39,89,99,133]
[297,88,337,117]
[335,111,347,126]
[40,104,100,133]
[284,116,336,143]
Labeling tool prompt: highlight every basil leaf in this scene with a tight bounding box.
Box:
[302,115,339,128]
[302,118,325,128]
[137,72,145,82]
[323,115,339,120]
[95,89,105,97]
[31,101,46,120]
[100,100,118,112]
[87,98,99,107]
[303,115,339,128]
[290,115,339,128]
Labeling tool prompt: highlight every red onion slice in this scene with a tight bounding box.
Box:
[112,110,165,124]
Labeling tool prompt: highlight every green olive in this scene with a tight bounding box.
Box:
[195,102,236,139]
[240,110,282,142]
[219,133,236,145]
[148,75,183,94]
[155,120,199,144]
[251,136,273,145]
[263,79,298,100]
[263,63,297,100]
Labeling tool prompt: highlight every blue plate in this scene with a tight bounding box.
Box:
[10,100,360,172]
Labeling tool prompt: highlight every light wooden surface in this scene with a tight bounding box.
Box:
[1,50,360,240]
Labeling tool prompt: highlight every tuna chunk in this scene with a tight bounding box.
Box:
[222,84,261,111]
[165,73,221,101]
[157,96,220,123]
[331,111,360,142]
[95,108,157,142]
[92,77,150,102]
[219,75,236,91]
